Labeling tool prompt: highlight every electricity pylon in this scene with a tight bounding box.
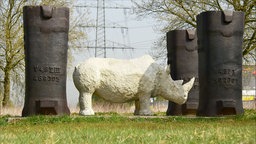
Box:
[75,0,133,58]
[95,0,106,57]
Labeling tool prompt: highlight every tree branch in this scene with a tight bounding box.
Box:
[0,65,4,71]
[243,30,256,56]
[216,0,223,11]
[10,55,24,70]
[177,1,196,22]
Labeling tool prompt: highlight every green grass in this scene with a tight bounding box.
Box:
[0,110,256,144]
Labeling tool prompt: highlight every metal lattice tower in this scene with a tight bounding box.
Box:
[75,0,134,58]
[95,0,106,58]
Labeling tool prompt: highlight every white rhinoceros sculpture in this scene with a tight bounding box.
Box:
[73,55,195,116]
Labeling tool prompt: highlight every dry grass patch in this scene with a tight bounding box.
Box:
[0,101,168,116]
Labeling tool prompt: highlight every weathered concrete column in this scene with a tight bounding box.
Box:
[166,30,199,115]
[22,6,70,116]
[197,11,244,116]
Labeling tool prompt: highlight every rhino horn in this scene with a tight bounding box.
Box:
[182,77,195,94]
[165,64,171,74]
[175,80,183,85]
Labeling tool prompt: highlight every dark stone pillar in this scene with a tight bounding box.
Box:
[196,11,244,116]
[22,6,70,116]
[166,30,199,115]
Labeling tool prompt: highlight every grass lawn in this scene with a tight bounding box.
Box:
[0,110,255,144]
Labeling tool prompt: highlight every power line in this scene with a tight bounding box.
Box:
[130,38,159,44]
[75,5,131,9]
[77,46,134,49]
[78,24,128,29]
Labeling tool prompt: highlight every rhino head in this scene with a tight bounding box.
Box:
[156,65,195,104]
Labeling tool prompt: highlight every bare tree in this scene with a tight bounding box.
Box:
[0,0,88,110]
[0,0,25,108]
[132,0,256,62]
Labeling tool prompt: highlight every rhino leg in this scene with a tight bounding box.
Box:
[79,92,95,115]
[138,95,153,116]
[134,100,140,115]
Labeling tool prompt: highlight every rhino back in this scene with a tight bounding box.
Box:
[95,56,157,102]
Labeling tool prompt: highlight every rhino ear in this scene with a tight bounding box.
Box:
[165,64,171,74]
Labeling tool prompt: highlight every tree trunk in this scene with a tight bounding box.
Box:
[0,93,2,114]
[2,70,11,107]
